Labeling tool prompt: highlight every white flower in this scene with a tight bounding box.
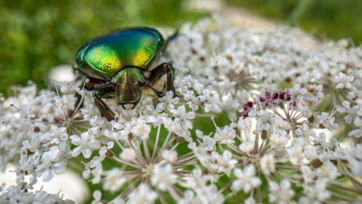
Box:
[120,148,137,161]
[170,105,195,130]
[162,149,178,162]
[295,123,316,138]
[260,154,275,175]
[178,190,203,204]
[349,145,362,177]
[127,183,157,204]
[214,125,236,144]
[208,151,237,176]
[151,164,177,190]
[314,180,330,201]
[83,149,106,184]
[300,180,330,202]
[316,161,339,181]
[132,122,151,140]
[158,91,179,110]
[316,112,338,131]
[164,118,185,137]
[0,185,74,204]
[245,196,256,204]
[333,72,354,89]
[50,126,69,144]
[232,165,261,192]
[103,168,126,192]
[239,141,254,153]
[179,186,224,204]
[348,128,362,138]
[190,129,216,154]
[270,131,289,148]
[70,132,101,158]
[268,180,295,204]
[92,190,102,204]
[303,145,317,160]
[287,138,305,165]
[182,168,224,204]
[38,145,66,181]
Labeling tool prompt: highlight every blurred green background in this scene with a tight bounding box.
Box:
[1,0,361,95]
[227,0,362,43]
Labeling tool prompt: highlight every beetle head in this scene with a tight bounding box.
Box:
[113,67,143,110]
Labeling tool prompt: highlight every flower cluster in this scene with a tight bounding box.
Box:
[0,15,361,203]
[0,185,74,204]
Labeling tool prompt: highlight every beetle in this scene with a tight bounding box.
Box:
[74,27,177,121]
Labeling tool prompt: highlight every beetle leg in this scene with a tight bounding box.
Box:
[94,94,115,121]
[148,62,176,96]
[78,78,115,120]
[85,81,115,91]
[69,80,86,118]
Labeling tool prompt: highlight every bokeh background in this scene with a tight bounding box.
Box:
[1,0,361,96]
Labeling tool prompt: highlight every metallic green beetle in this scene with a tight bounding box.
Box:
[75,27,177,120]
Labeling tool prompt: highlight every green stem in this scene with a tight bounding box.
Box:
[328,183,362,194]
[329,191,355,202]
[67,157,84,174]
[288,0,314,26]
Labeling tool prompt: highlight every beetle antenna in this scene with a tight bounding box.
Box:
[148,85,164,98]
[141,82,164,98]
